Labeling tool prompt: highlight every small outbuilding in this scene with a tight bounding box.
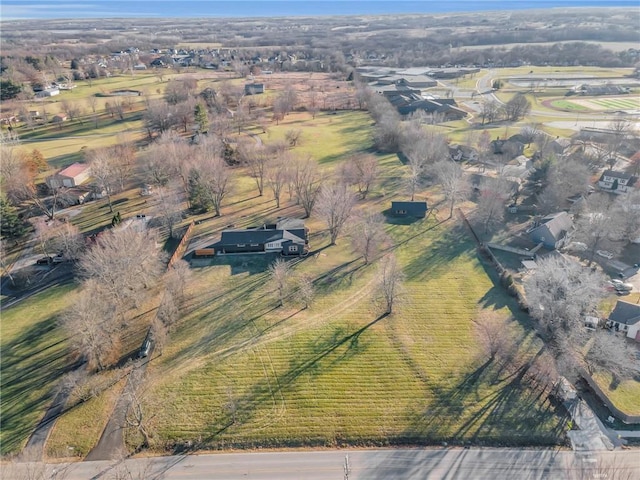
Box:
[390,201,428,218]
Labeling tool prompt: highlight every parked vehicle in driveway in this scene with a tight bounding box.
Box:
[596,250,614,259]
[36,256,53,265]
[610,279,633,292]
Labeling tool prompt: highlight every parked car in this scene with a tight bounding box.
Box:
[36,256,52,265]
[596,250,614,259]
[139,339,152,358]
[610,279,633,292]
[566,242,588,252]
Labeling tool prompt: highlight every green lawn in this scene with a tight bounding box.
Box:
[142,214,565,451]
[593,372,640,417]
[262,110,373,166]
[0,284,77,455]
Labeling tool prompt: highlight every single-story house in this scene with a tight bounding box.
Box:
[390,201,428,218]
[36,88,60,97]
[598,170,637,194]
[213,218,308,256]
[606,300,640,342]
[397,98,467,120]
[491,138,525,158]
[244,83,264,95]
[529,211,573,249]
[52,114,68,124]
[47,162,91,189]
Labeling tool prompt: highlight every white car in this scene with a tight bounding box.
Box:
[566,242,587,252]
[596,250,614,259]
[610,279,633,291]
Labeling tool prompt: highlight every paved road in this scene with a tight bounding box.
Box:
[7,448,640,480]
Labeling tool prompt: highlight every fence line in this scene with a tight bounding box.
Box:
[580,368,640,425]
[168,221,195,269]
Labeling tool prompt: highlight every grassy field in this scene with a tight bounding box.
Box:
[261,110,373,165]
[0,284,77,455]
[143,212,565,451]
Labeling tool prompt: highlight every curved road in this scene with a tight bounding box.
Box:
[7,448,640,479]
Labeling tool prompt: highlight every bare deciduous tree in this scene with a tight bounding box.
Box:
[585,331,638,383]
[88,148,119,213]
[165,258,192,305]
[612,190,640,244]
[573,193,618,265]
[375,254,405,315]
[61,280,119,371]
[349,211,387,264]
[316,182,356,245]
[538,158,591,213]
[266,155,289,208]
[153,182,183,238]
[292,156,323,217]
[341,153,378,200]
[504,93,531,121]
[194,148,232,216]
[285,129,302,147]
[239,142,269,196]
[296,275,315,309]
[269,257,292,307]
[474,309,516,362]
[78,228,165,317]
[475,176,512,235]
[430,160,470,218]
[525,255,605,357]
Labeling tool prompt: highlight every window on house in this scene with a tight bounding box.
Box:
[396,209,406,214]
[250,243,259,247]
[237,244,246,247]
[289,245,298,252]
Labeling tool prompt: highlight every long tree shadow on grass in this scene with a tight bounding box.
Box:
[0,316,75,455]
[402,224,475,282]
[403,357,569,447]
[191,314,388,450]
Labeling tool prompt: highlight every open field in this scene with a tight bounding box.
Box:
[563,96,640,112]
[143,214,565,451]
[0,284,77,455]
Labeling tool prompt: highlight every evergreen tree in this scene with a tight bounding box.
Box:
[194,103,209,132]
[0,198,26,238]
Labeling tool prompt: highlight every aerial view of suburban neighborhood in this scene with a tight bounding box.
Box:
[1,1,639,478]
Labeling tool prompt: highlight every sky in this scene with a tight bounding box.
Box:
[1,0,638,20]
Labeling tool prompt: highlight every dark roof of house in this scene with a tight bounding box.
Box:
[608,300,640,325]
[214,219,306,246]
[392,201,428,214]
[599,170,636,182]
[531,212,573,240]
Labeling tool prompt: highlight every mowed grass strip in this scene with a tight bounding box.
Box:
[592,372,640,417]
[0,284,77,455]
[144,215,565,450]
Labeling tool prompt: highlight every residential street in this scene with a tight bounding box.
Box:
[5,448,640,480]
